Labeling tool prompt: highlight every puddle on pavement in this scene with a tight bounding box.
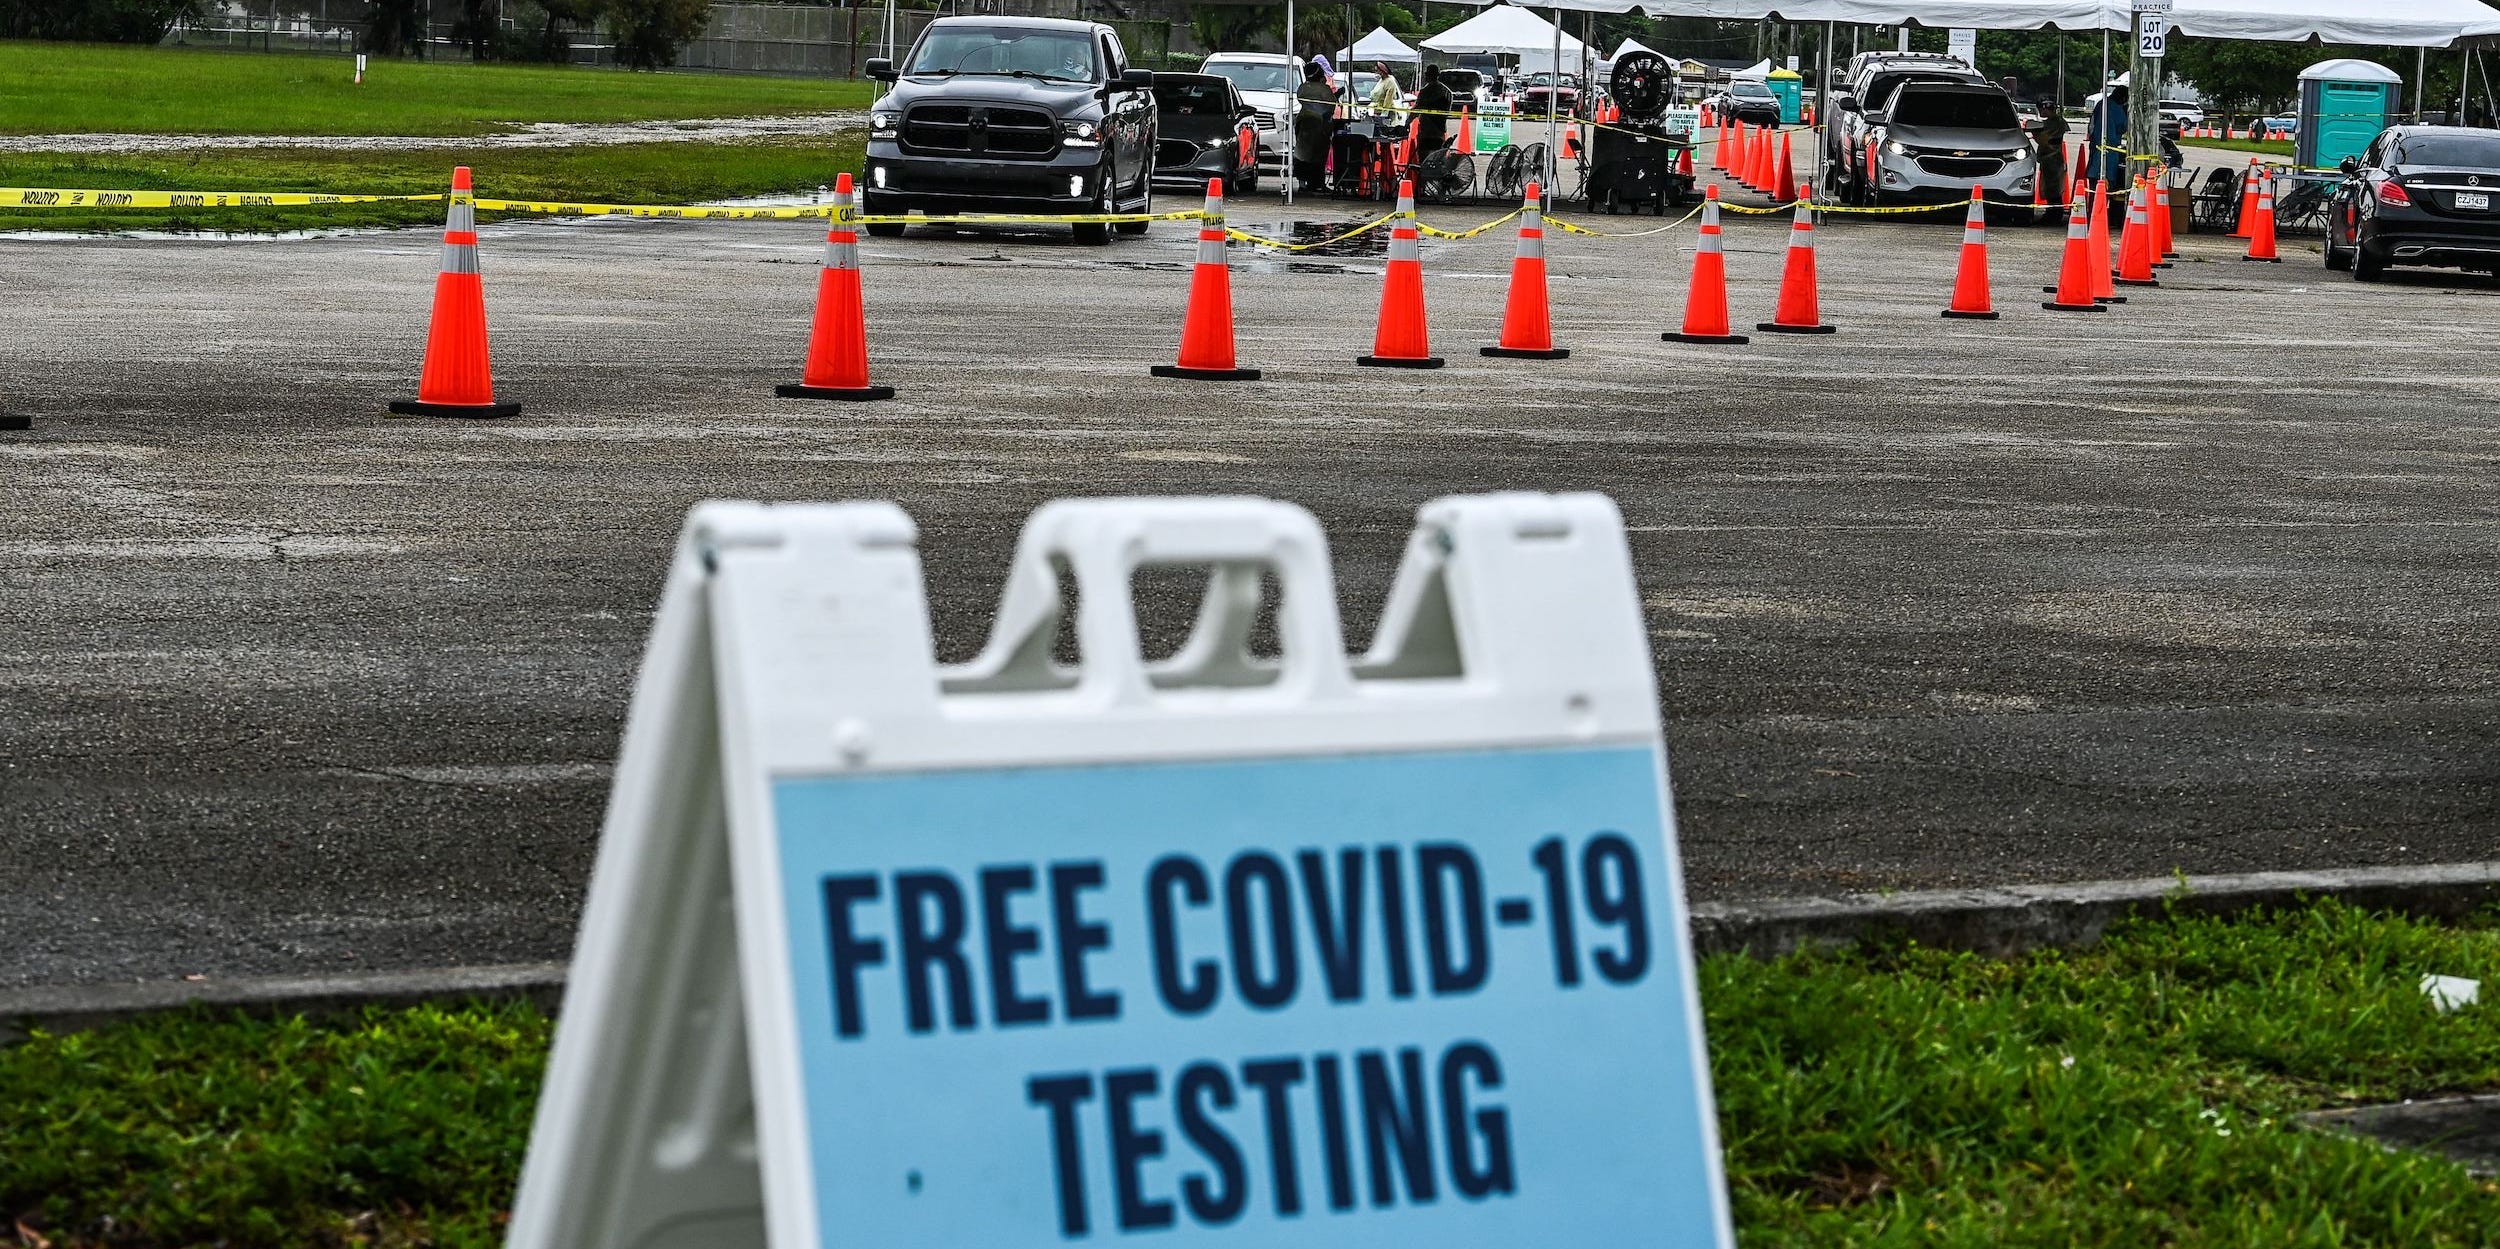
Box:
[1253,221,1389,258]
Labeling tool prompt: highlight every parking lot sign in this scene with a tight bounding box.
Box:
[505,493,1736,1249]
[2140,17,2168,60]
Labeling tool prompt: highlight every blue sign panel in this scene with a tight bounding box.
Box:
[773,743,1722,1246]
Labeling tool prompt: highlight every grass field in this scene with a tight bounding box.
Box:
[0,137,866,231]
[0,42,871,136]
[8,901,2500,1247]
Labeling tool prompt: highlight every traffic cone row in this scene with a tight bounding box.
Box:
[392,166,520,418]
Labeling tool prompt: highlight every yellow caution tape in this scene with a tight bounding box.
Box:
[473,196,836,220]
[1416,207,1523,240]
[0,187,443,209]
[1224,213,1398,252]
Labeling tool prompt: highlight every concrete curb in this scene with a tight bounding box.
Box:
[7,864,2499,1041]
[1689,862,2500,958]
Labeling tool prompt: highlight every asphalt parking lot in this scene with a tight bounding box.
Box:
[2,175,2495,988]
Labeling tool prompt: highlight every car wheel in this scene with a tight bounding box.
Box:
[2323,223,2351,271]
[1114,183,1150,235]
[2352,243,2386,282]
[1074,175,1112,246]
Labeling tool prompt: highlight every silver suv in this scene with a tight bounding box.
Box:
[1856,82,2036,207]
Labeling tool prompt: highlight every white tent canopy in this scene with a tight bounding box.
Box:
[1421,5,1588,59]
[1608,36,1662,62]
[1729,58,1774,78]
[1467,0,2500,47]
[1336,26,1421,65]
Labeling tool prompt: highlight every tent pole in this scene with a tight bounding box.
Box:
[1549,5,1561,198]
[2099,30,2108,91]
[1814,19,1834,194]
[2416,46,2427,120]
[2463,43,2472,123]
[2056,34,2065,111]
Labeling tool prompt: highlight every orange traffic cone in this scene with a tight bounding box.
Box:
[2042,197,2110,313]
[1676,146,1695,178]
[1151,179,1260,381]
[2115,178,2159,288]
[1751,123,1777,191]
[1773,131,1797,202]
[2243,177,2282,262]
[2233,159,2261,237]
[1665,186,1747,345]
[776,172,896,401]
[1562,121,1581,161]
[1358,180,1441,369]
[2152,170,2178,264]
[1457,107,1474,154]
[1942,186,1997,320]
[1482,181,1567,360]
[391,166,519,418]
[1729,120,1750,184]
[1757,184,1834,335]
[2087,178,2125,304]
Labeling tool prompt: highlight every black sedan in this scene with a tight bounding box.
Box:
[1151,72,1260,196]
[2326,125,2500,281]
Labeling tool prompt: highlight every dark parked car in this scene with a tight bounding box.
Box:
[2327,125,2500,281]
[1709,78,1780,126]
[862,16,1158,244]
[1151,72,1259,195]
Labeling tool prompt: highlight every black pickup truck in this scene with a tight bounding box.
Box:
[863,16,1158,244]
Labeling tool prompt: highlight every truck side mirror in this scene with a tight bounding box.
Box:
[1116,68,1156,92]
[866,58,895,82]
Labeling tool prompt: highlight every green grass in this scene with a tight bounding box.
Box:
[0,42,871,137]
[0,136,865,231]
[9,901,2500,1247]
[2185,136,2300,159]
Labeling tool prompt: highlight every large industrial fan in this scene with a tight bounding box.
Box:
[1583,51,1694,214]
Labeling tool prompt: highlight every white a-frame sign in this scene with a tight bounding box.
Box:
[507,492,1735,1249]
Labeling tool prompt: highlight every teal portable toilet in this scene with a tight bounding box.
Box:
[2298,58,2403,170]
[1766,68,1804,124]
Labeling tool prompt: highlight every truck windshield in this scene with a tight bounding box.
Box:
[906,27,1099,82]
[1889,90,2017,130]
[1207,62,1293,93]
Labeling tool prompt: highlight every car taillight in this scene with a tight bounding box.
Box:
[2380,180,2413,206]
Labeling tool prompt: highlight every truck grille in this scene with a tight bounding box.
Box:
[903,104,1060,158]
[1916,155,2005,179]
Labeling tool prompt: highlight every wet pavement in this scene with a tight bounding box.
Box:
[1,177,2495,988]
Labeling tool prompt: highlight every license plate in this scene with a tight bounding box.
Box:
[2458,191,2490,210]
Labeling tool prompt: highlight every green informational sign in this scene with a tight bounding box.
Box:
[1475,109,1511,153]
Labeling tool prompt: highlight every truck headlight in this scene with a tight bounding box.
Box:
[870,110,897,138]
[1885,140,1910,157]
[1062,120,1101,147]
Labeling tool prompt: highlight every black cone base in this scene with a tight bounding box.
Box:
[2115,278,2160,287]
[0,414,27,431]
[390,399,522,418]
[1480,346,1571,359]
[1150,364,1263,381]
[2241,256,2282,264]
[1665,331,1750,345]
[1356,355,1446,369]
[1941,309,2001,320]
[2095,295,2128,304]
[776,382,896,402]
[2041,300,2109,312]
[1758,322,1838,335]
